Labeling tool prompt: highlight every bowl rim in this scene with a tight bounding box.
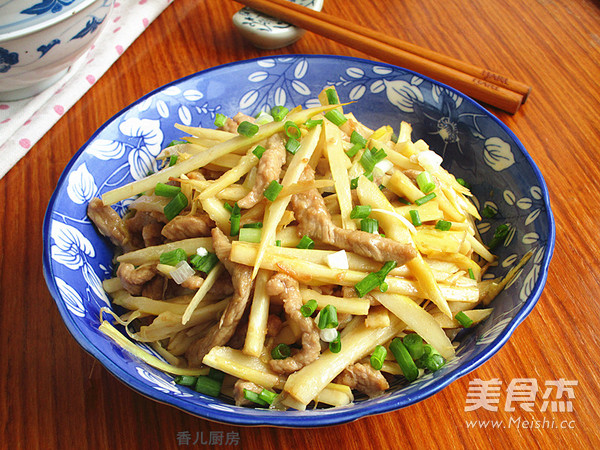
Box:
[0,0,103,43]
[42,54,555,427]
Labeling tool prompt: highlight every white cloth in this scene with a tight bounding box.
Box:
[0,0,174,180]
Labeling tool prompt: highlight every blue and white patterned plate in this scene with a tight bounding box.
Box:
[42,55,555,427]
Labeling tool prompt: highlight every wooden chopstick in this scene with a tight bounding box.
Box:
[234,0,532,114]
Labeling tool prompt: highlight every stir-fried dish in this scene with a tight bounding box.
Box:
[89,88,509,410]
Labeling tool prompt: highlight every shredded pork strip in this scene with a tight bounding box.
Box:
[117,263,157,296]
[237,133,287,209]
[221,112,256,134]
[291,166,417,266]
[266,273,320,374]
[186,228,254,367]
[161,214,214,241]
[88,198,134,251]
[334,363,389,397]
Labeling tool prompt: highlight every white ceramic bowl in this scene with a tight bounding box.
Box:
[233,0,324,49]
[0,0,113,101]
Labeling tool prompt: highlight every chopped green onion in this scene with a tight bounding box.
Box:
[482,205,498,218]
[456,178,470,189]
[416,171,436,194]
[350,131,368,148]
[168,154,178,166]
[154,182,181,198]
[329,333,341,353]
[468,268,475,280]
[271,343,291,360]
[167,139,186,147]
[318,304,338,329]
[379,281,388,292]
[285,137,301,154]
[435,219,452,231]
[488,224,510,250]
[350,177,359,189]
[252,145,266,159]
[403,333,424,360]
[300,299,318,317]
[409,210,422,226]
[354,261,397,297]
[189,252,219,273]
[360,218,379,234]
[360,147,387,173]
[259,389,278,405]
[239,227,262,243]
[243,389,268,406]
[214,113,227,128]
[223,202,233,213]
[242,222,263,228]
[423,353,446,372]
[146,170,155,177]
[324,109,347,127]
[263,180,283,201]
[297,235,315,249]
[164,192,188,221]
[174,375,197,386]
[195,375,222,397]
[270,105,289,122]
[415,192,437,206]
[379,184,386,191]
[237,121,259,137]
[284,121,302,139]
[455,311,474,328]
[370,345,387,370]
[325,88,339,105]
[389,338,419,382]
[304,118,323,129]
[397,197,411,205]
[275,240,282,247]
[159,248,187,266]
[350,204,372,219]
[208,368,226,382]
[345,143,362,158]
[229,202,241,236]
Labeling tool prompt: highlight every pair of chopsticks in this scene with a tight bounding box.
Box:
[234,0,531,114]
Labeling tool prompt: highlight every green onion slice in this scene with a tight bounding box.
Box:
[325,88,339,105]
[350,204,372,219]
[488,224,510,250]
[304,118,323,129]
[270,106,289,122]
[297,235,315,249]
[252,145,266,159]
[403,333,424,360]
[243,389,268,406]
[174,375,197,386]
[259,389,278,405]
[318,304,338,329]
[155,182,181,198]
[263,180,283,201]
[229,202,241,236]
[164,192,188,221]
[345,143,362,158]
[415,192,437,206]
[324,109,347,127]
[300,299,318,317]
[168,154,178,167]
[329,333,341,353]
[189,252,219,273]
[159,248,187,266]
[360,218,379,234]
[416,171,436,194]
[435,219,452,231]
[284,121,301,139]
[214,113,227,128]
[285,137,301,154]
[389,338,419,382]
[195,375,222,397]
[370,345,387,370]
[455,311,474,328]
[239,227,262,243]
[350,131,368,148]
[271,343,291,360]
[237,121,259,137]
[409,209,422,226]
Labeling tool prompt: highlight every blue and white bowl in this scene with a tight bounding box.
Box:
[43,55,555,427]
[233,0,324,49]
[0,0,113,101]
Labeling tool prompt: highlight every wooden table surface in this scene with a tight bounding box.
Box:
[2,0,600,448]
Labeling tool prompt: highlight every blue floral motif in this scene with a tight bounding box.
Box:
[21,0,76,15]
[0,47,19,73]
[71,16,104,41]
[37,39,60,58]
